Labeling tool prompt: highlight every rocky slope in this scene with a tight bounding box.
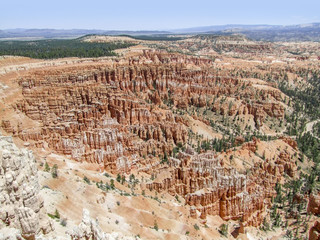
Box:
[0,134,53,239]
[146,137,298,228]
[1,51,286,172]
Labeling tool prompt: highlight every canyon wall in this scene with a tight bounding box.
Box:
[146,138,297,227]
[1,51,285,173]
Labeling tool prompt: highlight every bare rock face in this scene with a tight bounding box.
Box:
[68,209,106,240]
[308,193,320,216]
[1,51,285,173]
[146,139,296,227]
[67,209,134,240]
[146,150,262,226]
[0,134,53,239]
[309,221,320,240]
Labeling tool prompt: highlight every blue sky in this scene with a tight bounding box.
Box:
[1,0,320,30]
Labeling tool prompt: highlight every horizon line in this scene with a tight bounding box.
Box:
[1,22,320,32]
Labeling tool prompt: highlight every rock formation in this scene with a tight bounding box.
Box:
[67,209,134,240]
[308,193,320,216]
[0,134,53,239]
[0,50,297,230]
[310,221,320,240]
[146,138,297,227]
[0,36,319,239]
[0,51,286,174]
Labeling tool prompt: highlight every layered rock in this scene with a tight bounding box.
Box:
[0,133,53,239]
[211,91,284,128]
[310,221,320,240]
[0,51,287,173]
[146,139,297,227]
[176,35,275,58]
[308,193,320,216]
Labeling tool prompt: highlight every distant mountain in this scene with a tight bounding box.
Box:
[172,23,320,41]
[172,24,280,33]
[1,23,320,42]
[0,29,171,40]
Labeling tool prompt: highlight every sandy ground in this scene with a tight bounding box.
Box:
[188,115,223,140]
[35,150,225,239]
[303,119,320,140]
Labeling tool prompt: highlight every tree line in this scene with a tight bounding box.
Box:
[0,39,135,59]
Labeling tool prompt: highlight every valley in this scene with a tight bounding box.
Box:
[0,34,320,240]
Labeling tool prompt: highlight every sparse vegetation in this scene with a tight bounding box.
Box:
[51,164,58,178]
[44,162,50,172]
[48,209,60,220]
[83,176,90,184]
[110,179,115,190]
[116,173,121,183]
[193,224,200,231]
[154,221,159,231]
[219,223,228,237]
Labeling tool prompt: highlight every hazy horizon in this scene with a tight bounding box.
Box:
[2,0,320,31]
[2,22,320,32]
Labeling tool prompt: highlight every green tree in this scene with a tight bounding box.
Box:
[110,179,115,189]
[121,175,125,185]
[194,224,200,231]
[55,209,60,219]
[116,174,121,183]
[154,221,158,231]
[44,162,50,172]
[219,223,228,237]
[129,174,135,183]
[83,176,90,184]
[51,164,58,178]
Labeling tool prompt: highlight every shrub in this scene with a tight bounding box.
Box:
[51,164,58,178]
[154,221,159,231]
[116,174,121,183]
[44,162,50,172]
[261,218,270,231]
[55,209,60,219]
[219,223,228,237]
[129,174,135,183]
[194,224,200,231]
[121,175,125,185]
[60,218,67,227]
[110,179,115,189]
[83,176,90,184]
[48,209,60,219]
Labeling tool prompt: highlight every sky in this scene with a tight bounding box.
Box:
[1,0,320,30]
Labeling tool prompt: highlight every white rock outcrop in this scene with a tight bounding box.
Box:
[68,209,135,240]
[0,134,53,239]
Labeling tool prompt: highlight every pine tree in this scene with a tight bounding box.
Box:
[121,175,125,185]
[51,164,58,178]
[110,179,115,189]
[55,209,60,219]
[116,173,121,183]
[44,162,50,172]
